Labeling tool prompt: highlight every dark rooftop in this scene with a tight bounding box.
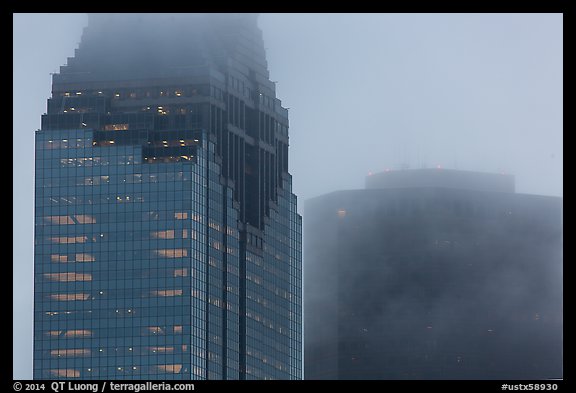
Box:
[365,168,515,193]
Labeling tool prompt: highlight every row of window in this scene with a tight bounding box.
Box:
[40,363,189,379]
[37,171,202,185]
[38,210,199,223]
[59,86,209,100]
[36,138,94,150]
[38,326,190,338]
[34,126,301,380]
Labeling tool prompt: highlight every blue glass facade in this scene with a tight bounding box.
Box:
[33,13,301,380]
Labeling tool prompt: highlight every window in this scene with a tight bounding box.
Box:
[49,236,88,244]
[50,349,90,357]
[49,293,90,301]
[104,124,129,131]
[50,369,80,378]
[175,212,188,220]
[154,249,188,258]
[150,289,183,297]
[173,268,188,277]
[155,364,182,374]
[64,330,93,338]
[44,273,92,282]
[151,230,175,239]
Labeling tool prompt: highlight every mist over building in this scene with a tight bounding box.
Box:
[34,13,302,380]
[305,168,562,379]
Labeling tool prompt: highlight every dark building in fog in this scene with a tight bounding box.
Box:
[305,169,562,379]
[34,13,301,380]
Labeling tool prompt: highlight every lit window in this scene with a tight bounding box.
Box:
[74,214,96,224]
[75,253,96,262]
[44,215,74,225]
[173,268,188,277]
[154,249,188,258]
[44,273,92,282]
[151,289,183,297]
[50,349,90,357]
[155,364,182,374]
[50,236,88,244]
[174,212,188,220]
[104,124,129,131]
[151,230,175,239]
[148,346,175,353]
[50,369,80,378]
[49,293,90,301]
[64,330,93,338]
[50,254,68,263]
[146,326,165,334]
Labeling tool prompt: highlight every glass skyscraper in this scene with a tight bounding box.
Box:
[305,169,562,379]
[33,13,302,380]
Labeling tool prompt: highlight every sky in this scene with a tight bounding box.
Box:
[13,13,562,379]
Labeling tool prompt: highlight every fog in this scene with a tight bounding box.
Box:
[304,186,562,378]
[13,13,562,379]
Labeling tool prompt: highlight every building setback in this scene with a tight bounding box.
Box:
[33,13,302,380]
[305,169,562,379]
